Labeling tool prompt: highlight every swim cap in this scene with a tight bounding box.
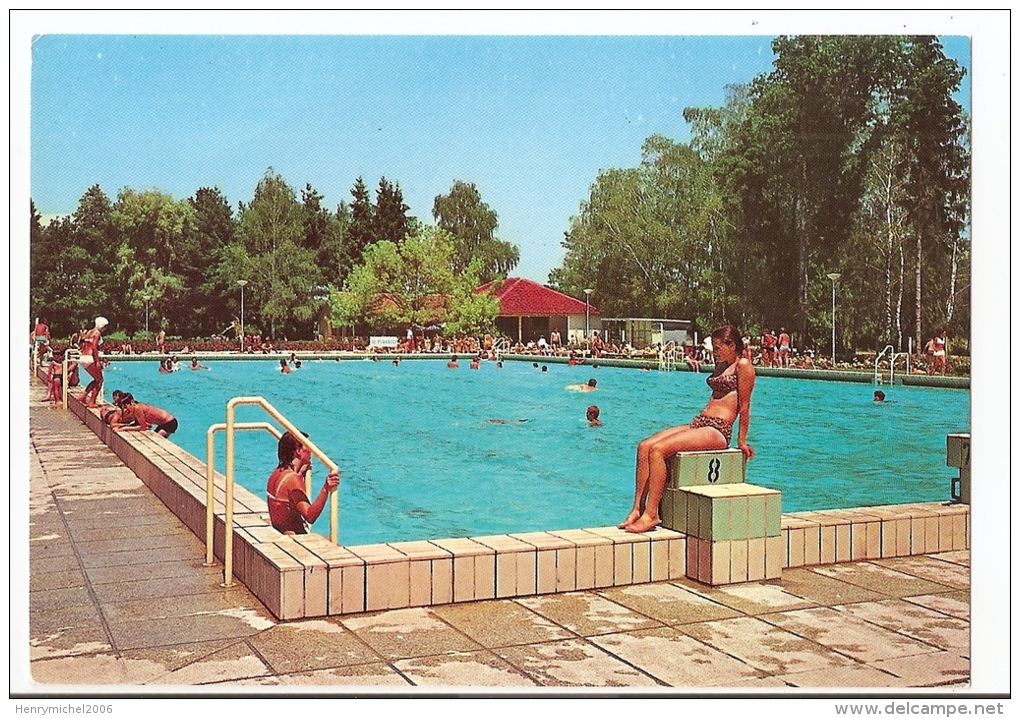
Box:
[95,316,109,328]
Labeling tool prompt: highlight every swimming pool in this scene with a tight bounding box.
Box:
[105,358,970,546]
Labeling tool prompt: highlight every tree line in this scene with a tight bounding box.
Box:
[30,172,519,340]
[550,35,970,355]
[31,35,969,356]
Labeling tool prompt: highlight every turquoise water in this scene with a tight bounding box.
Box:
[104,358,970,545]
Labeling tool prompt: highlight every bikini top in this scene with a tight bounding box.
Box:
[706,364,739,400]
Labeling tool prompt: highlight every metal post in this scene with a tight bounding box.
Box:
[237,280,248,352]
[143,295,150,338]
[583,289,592,343]
[827,273,841,366]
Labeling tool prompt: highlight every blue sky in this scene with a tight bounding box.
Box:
[28,23,971,284]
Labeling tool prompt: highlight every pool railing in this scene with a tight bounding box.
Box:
[205,420,284,585]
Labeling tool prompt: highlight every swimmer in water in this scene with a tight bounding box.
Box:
[567,378,597,392]
[280,359,292,374]
[190,357,210,370]
[587,405,603,427]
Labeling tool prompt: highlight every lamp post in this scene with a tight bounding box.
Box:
[583,288,593,342]
[237,280,248,350]
[826,273,841,366]
[143,295,151,338]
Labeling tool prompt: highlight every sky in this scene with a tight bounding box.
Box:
[26,14,973,284]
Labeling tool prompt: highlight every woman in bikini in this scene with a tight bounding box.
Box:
[78,316,108,407]
[266,432,340,535]
[619,324,756,533]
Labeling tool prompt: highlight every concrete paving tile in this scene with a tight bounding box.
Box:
[60,510,172,531]
[904,591,970,621]
[30,601,105,638]
[677,616,860,677]
[248,619,384,674]
[393,650,538,687]
[497,638,661,687]
[71,532,199,557]
[90,573,223,603]
[589,626,762,687]
[869,651,970,686]
[275,663,412,686]
[872,555,970,590]
[101,590,272,624]
[779,664,906,688]
[517,592,664,637]
[759,607,943,663]
[30,569,87,593]
[108,610,264,651]
[30,553,82,576]
[836,599,970,652]
[597,581,742,625]
[677,579,820,616]
[71,522,194,544]
[30,652,172,685]
[29,540,77,563]
[929,550,969,567]
[117,638,244,673]
[148,640,272,685]
[778,567,889,606]
[27,585,92,613]
[811,562,956,598]
[340,607,486,660]
[30,626,112,661]
[78,544,205,569]
[431,599,574,648]
[85,558,221,585]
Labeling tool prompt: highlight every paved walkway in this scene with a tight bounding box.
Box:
[24,380,970,690]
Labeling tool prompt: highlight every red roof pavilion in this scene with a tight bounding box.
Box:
[476,277,600,344]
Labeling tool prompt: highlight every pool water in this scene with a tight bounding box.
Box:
[105,358,971,546]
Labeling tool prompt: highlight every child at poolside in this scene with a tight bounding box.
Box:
[266,431,340,535]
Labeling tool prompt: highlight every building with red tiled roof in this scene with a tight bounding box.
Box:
[476,277,601,345]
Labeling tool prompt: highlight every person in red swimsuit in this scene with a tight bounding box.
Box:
[619,324,757,534]
[760,329,777,367]
[78,316,108,407]
[266,432,339,535]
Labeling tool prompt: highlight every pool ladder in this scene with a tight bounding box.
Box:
[204,396,340,588]
[659,347,677,371]
[874,345,910,386]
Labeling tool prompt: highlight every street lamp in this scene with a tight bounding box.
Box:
[143,295,151,338]
[237,280,248,350]
[827,273,841,366]
[583,289,593,342]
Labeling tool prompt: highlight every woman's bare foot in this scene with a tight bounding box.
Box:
[625,514,661,533]
[617,510,642,529]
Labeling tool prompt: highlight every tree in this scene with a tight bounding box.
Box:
[181,186,236,337]
[231,169,322,338]
[432,180,520,282]
[550,135,727,329]
[331,224,498,334]
[373,176,411,246]
[339,176,376,280]
[111,188,196,335]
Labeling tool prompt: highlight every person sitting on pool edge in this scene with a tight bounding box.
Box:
[619,324,756,534]
[266,431,340,535]
[113,393,179,437]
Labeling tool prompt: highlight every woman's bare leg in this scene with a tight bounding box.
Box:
[619,425,697,528]
[625,426,728,533]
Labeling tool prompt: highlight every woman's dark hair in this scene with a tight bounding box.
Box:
[277,431,310,469]
[711,325,745,354]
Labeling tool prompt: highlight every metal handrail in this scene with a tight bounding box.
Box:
[204,421,283,583]
[874,345,909,387]
[62,349,81,409]
[220,396,340,588]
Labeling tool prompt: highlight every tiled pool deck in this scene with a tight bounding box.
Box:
[24,377,971,691]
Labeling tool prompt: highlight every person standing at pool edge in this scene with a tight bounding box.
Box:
[79,316,108,407]
[267,432,340,535]
[619,324,756,534]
